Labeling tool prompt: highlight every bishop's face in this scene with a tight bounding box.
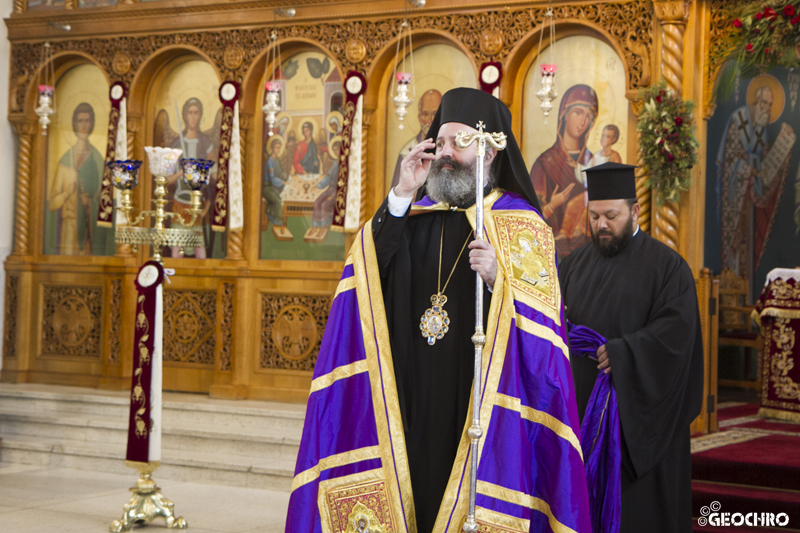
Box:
[434,122,480,169]
[588,199,640,257]
[426,122,494,206]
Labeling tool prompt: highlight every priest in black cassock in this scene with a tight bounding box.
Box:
[558,162,704,533]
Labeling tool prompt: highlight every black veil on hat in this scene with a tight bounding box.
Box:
[584,162,638,201]
[425,87,541,212]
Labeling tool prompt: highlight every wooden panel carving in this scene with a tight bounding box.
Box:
[261,293,331,371]
[41,285,103,358]
[653,0,688,254]
[11,121,36,256]
[10,1,654,112]
[163,290,216,365]
[707,0,738,117]
[108,278,122,364]
[3,275,19,360]
[220,283,234,371]
[709,0,738,73]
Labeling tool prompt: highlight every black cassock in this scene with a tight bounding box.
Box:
[558,230,703,533]
[371,196,491,533]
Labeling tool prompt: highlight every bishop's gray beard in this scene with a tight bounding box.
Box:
[425,157,478,207]
[591,215,635,257]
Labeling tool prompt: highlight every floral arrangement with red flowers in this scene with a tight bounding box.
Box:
[714,1,800,101]
[636,80,699,205]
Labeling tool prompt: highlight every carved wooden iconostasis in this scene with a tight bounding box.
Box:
[2,0,716,415]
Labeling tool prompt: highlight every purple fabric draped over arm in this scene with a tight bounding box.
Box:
[568,322,621,533]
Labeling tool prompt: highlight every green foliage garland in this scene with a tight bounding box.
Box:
[636,81,699,206]
[713,1,800,102]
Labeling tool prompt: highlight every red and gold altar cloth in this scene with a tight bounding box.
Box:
[753,268,800,422]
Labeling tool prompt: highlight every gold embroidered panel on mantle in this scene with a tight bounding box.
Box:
[474,520,527,533]
[9,0,654,113]
[220,283,234,372]
[325,480,396,533]
[3,275,19,360]
[108,278,122,365]
[261,293,331,371]
[492,213,560,325]
[163,289,216,366]
[41,285,103,358]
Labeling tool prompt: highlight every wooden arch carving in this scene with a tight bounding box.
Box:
[18,51,110,119]
[504,20,639,106]
[366,30,479,202]
[240,38,346,117]
[364,28,479,111]
[129,45,222,120]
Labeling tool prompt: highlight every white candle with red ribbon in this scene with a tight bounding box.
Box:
[99,81,128,228]
[125,261,165,467]
[332,71,367,232]
[213,81,244,233]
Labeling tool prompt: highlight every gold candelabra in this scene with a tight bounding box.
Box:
[109,146,213,262]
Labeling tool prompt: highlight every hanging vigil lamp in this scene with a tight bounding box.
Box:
[392,19,416,129]
[35,42,56,135]
[535,7,559,122]
[263,8,294,135]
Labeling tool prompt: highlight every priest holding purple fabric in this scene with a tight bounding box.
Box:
[286,88,591,533]
[559,162,704,533]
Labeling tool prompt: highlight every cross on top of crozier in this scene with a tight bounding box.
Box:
[455,121,508,157]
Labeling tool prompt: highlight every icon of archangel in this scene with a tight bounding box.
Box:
[151,98,223,259]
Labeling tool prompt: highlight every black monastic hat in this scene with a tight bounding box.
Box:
[585,162,638,201]
[424,87,541,212]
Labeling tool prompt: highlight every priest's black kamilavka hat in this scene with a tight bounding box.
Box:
[424,87,541,212]
[585,162,638,201]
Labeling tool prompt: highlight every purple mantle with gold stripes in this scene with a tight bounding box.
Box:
[286,191,591,533]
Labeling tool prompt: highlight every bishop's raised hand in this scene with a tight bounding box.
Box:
[395,139,436,198]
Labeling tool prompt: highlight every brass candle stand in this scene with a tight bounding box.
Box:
[109,461,187,533]
[109,147,213,263]
[107,147,214,532]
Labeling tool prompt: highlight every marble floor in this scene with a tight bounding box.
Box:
[0,463,289,533]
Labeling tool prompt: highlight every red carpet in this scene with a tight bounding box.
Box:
[692,403,800,531]
[717,403,761,421]
[735,418,800,432]
[693,434,800,490]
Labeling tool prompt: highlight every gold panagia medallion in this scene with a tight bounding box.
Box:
[420,293,451,345]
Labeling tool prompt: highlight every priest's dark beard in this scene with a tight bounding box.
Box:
[426,157,479,207]
[591,216,635,257]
